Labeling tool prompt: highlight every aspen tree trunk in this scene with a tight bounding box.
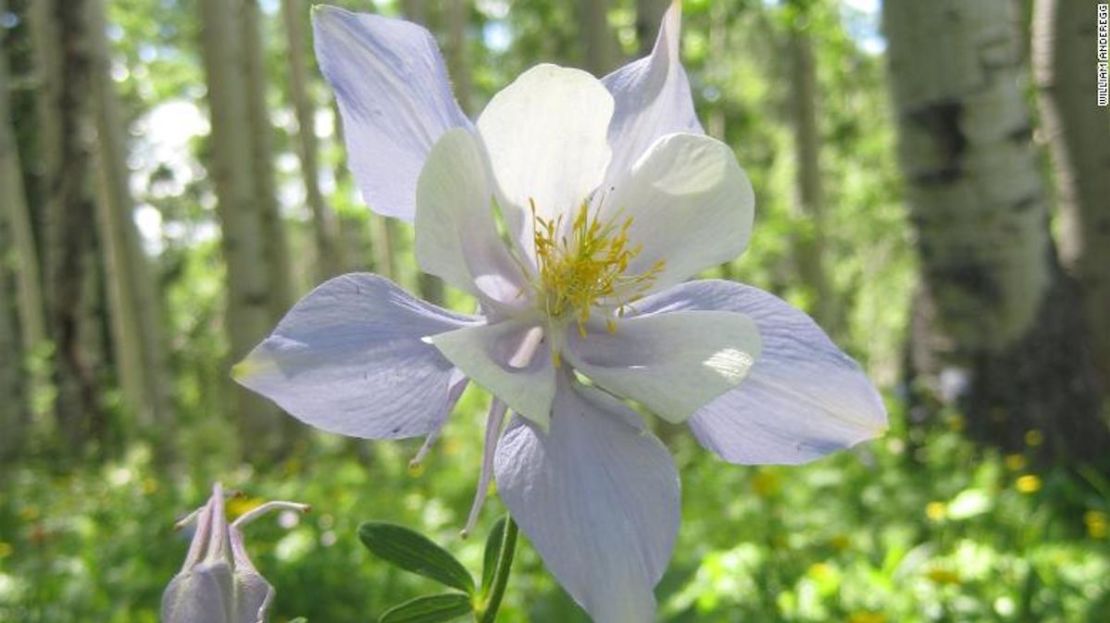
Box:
[1,0,48,441]
[580,0,618,75]
[706,1,728,140]
[0,7,25,459]
[88,0,173,435]
[401,0,445,305]
[885,0,1109,461]
[0,270,22,463]
[199,0,283,457]
[329,97,376,272]
[1032,0,1110,389]
[787,25,839,334]
[635,0,668,57]
[281,0,345,282]
[241,0,295,315]
[445,0,472,114]
[30,0,106,453]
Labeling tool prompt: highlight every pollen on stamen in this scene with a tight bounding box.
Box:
[530,199,664,336]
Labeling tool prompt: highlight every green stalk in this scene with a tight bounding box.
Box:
[477,517,518,623]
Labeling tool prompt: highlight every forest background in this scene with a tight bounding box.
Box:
[1,0,1109,621]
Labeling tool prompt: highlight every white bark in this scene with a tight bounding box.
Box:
[580,0,618,75]
[89,0,172,431]
[788,25,838,334]
[241,0,294,317]
[199,0,282,452]
[281,0,345,281]
[1032,0,1110,386]
[885,0,1049,350]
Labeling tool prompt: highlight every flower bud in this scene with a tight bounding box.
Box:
[161,483,308,623]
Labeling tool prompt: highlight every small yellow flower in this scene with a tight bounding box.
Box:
[829,534,851,551]
[752,469,781,498]
[226,495,264,519]
[925,501,947,521]
[807,562,834,580]
[1084,511,1108,539]
[947,415,965,432]
[1004,454,1026,471]
[1015,474,1041,494]
[925,567,961,585]
[142,477,160,495]
[848,611,886,623]
[1024,430,1044,447]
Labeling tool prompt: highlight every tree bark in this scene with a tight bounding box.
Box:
[580,0,618,75]
[885,0,1108,461]
[1,0,49,448]
[1032,0,1110,389]
[400,0,445,305]
[88,0,173,436]
[0,267,23,463]
[787,25,839,334]
[635,0,669,57]
[445,0,473,114]
[281,0,345,282]
[329,96,375,272]
[198,0,284,457]
[30,0,106,454]
[241,0,295,316]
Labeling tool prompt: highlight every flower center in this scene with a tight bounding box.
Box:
[530,199,664,337]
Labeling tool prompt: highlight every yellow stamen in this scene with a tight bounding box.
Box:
[531,199,664,335]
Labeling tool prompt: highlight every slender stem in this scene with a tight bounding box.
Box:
[478,517,519,623]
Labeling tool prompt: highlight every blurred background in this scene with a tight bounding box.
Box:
[1,0,1108,621]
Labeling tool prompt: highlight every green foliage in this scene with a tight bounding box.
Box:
[479,516,507,596]
[379,593,473,623]
[2,411,1107,622]
[358,522,475,595]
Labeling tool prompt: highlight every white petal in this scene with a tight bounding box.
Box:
[477,64,613,228]
[415,128,528,305]
[233,274,477,439]
[636,280,889,464]
[430,320,556,428]
[564,309,760,424]
[494,379,679,623]
[602,2,702,182]
[313,7,470,220]
[601,133,754,292]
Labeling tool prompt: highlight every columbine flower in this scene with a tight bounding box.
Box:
[162,484,308,623]
[233,3,886,621]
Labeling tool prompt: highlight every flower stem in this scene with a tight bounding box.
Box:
[478,516,518,623]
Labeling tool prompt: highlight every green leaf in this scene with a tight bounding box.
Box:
[379,593,474,623]
[358,522,475,594]
[480,516,508,596]
[288,619,308,623]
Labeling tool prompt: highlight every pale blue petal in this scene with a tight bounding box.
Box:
[564,309,760,424]
[477,64,613,226]
[431,320,555,429]
[601,2,701,182]
[234,274,478,439]
[635,280,888,464]
[414,128,529,306]
[597,133,754,292]
[494,377,680,623]
[313,7,470,220]
[161,562,235,623]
